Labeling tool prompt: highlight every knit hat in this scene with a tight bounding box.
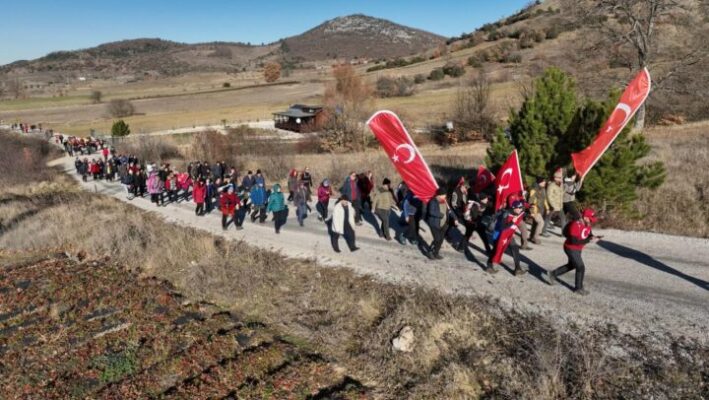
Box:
[382,178,391,186]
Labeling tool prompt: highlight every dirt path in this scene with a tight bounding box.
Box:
[53,155,709,343]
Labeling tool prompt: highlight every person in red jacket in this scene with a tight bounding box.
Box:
[193,179,207,216]
[486,199,527,275]
[219,185,241,230]
[547,208,602,295]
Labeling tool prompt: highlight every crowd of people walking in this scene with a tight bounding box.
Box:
[64,135,600,296]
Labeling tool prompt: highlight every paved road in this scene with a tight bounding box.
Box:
[53,155,709,342]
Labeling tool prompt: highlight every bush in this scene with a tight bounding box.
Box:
[443,62,465,78]
[545,25,561,39]
[376,76,416,98]
[428,68,445,81]
[111,120,131,137]
[501,52,522,64]
[453,74,498,141]
[222,82,231,88]
[107,99,135,118]
[467,56,483,68]
[413,74,426,84]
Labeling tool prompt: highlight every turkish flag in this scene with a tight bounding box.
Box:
[367,111,439,203]
[494,150,524,211]
[473,165,495,193]
[572,68,651,178]
[491,213,524,264]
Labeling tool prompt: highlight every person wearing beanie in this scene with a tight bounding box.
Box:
[266,183,287,233]
[547,208,601,295]
[372,177,397,241]
[316,179,332,221]
[425,186,451,260]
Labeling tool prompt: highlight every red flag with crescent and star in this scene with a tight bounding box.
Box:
[572,68,651,179]
[494,150,524,211]
[473,165,495,193]
[367,110,439,203]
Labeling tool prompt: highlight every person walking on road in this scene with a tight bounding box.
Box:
[425,187,451,260]
[330,196,359,253]
[547,208,601,295]
[220,185,242,230]
[528,177,549,244]
[293,180,309,227]
[316,179,332,221]
[546,169,566,233]
[266,183,287,234]
[193,179,207,216]
[340,172,363,225]
[249,182,268,223]
[372,178,397,241]
[564,172,583,221]
[487,199,527,275]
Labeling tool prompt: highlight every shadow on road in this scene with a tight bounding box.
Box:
[598,240,708,291]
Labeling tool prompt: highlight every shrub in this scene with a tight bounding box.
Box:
[376,76,416,98]
[443,62,465,78]
[545,25,561,39]
[107,99,135,118]
[428,68,445,81]
[111,120,131,137]
[222,82,231,88]
[467,56,483,68]
[413,74,426,84]
[501,52,522,64]
[453,74,498,141]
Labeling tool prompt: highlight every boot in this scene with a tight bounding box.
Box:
[575,288,590,296]
[546,270,556,285]
[514,266,527,276]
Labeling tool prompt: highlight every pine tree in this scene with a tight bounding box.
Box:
[566,97,665,213]
[487,67,576,180]
[111,120,130,137]
[485,129,514,170]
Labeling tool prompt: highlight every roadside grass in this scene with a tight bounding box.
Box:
[0,131,705,399]
[607,122,709,238]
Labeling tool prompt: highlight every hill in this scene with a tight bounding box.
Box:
[0,15,444,80]
[280,14,444,61]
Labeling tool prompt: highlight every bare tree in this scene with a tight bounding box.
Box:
[107,99,135,118]
[453,73,497,141]
[596,0,694,129]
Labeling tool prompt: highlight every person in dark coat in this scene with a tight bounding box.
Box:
[339,171,362,225]
[425,187,450,259]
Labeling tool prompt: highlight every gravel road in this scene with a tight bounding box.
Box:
[53,156,709,343]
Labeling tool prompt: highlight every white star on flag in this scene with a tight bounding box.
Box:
[392,155,399,162]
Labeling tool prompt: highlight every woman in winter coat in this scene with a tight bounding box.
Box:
[219,185,241,230]
[287,169,298,202]
[316,179,332,221]
[293,181,309,227]
[266,183,287,233]
[330,196,359,253]
[193,179,207,216]
[147,170,164,206]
